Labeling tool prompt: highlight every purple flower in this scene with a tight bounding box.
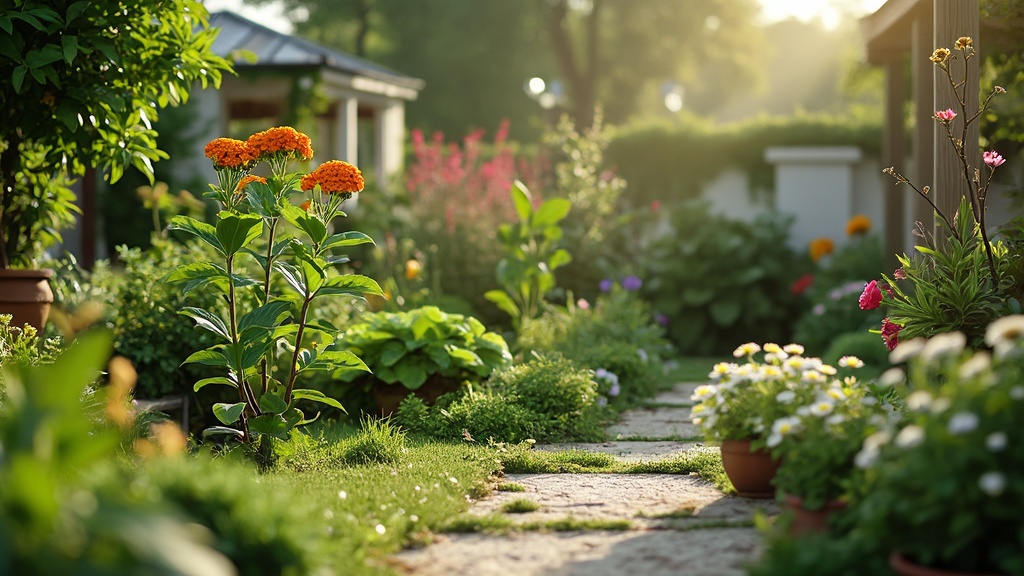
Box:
[622,275,643,291]
[654,312,669,327]
[599,279,614,293]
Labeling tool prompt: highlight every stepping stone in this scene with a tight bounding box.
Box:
[392,528,762,576]
[534,441,697,463]
[475,473,773,528]
[606,406,699,440]
[650,382,703,406]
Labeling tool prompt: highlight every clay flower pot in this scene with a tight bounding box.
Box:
[782,495,847,536]
[720,438,779,498]
[0,268,54,332]
[889,552,1001,576]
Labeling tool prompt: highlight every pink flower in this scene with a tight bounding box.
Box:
[934,109,957,122]
[576,298,590,310]
[881,318,902,351]
[984,150,1006,167]
[859,280,883,310]
[894,268,907,280]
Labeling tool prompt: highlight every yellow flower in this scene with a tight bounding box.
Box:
[929,47,951,63]
[846,214,872,236]
[809,237,835,262]
[954,36,972,50]
[405,259,422,280]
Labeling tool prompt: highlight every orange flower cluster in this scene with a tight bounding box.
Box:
[204,138,257,169]
[300,200,312,212]
[846,214,872,236]
[247,126,314,161]
[809,237,835,263]
[300,160,364,194]
[236,175,267,191]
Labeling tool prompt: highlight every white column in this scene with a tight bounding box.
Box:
[334,97,359,166]
[764,146,863,252]
[375,101,404,184]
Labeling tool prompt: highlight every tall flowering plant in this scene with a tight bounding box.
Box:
[870,36,1018,350]
[168,127,383,444]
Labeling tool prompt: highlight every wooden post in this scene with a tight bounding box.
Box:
[882,53,906,269]
[932,0,979,239]
[911,10,935,245]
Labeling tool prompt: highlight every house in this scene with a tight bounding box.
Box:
[64,10,424,266]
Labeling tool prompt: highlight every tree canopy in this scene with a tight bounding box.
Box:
[246,0,765,137]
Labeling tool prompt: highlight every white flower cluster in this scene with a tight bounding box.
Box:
[692,341,869,445]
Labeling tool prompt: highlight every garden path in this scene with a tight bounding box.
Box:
[392,382,775,576]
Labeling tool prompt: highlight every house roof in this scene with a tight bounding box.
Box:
[209,11,425,92]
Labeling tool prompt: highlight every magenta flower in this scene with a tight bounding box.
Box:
[984,150,1006,167]
[881,318,903,351]
[933,109,957,122]
[859,280,883,310]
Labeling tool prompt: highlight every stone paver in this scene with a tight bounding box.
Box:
[473,473,773,528]
[393,528,761,576]
[535,441,696,462]
[391,381,769,576]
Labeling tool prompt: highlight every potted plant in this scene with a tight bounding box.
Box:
[692,343,877,499]
[854,320,1024,575]
[338,306,513,415]
[764,360,891,535]
[0,1,231,329]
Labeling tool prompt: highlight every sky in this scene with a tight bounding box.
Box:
[202,0,891,35]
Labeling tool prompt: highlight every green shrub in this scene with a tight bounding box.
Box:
[490,354,604,441]
[518,288,668,405]
[394,391,539,443]
[642,200,806,355]
[339,306,512,391]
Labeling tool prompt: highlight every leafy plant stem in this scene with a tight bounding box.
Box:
[284,295,313,404]
[227,253,254,441]
[259,219,280,396]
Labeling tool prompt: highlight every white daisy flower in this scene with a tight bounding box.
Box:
[691,385,716,401]
[775,390,796,404]
[771,416,802,437]
[957,352,990,379]
[808,400,835,417]
[838,356,864,368]
[783,344,805,355]
[948,412,979,435]
[889,338,926,363]
[919,332,966,363]
[978,471,1007,497]
[894,424,925,448]
[825,413,845,425]
[905,390,932,411]
[986,432,1007,452]
[985,315,1024,348]
[733,342,761,358]
[763,343,783,354]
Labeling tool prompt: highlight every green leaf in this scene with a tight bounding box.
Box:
[532,198,571,227]
[274,262,308,297]
[281,203,327,244]
[392,360,428,389]
[216,213,263,256]
[447,347,483,367]
[708,300,742,327]
[323,231,375,250]
[380,341,407,367]
[212,402,246,425]
[194,377,236,392]
[484,290,519,319]
[316,274,384,298]
[238,300,292,333]
[290,388,344,410]
[247,414,290,439]
[182,349,230,368]
[12,65,26,93]
[179,307,231,341]
[60,35,77,63]
[201,427,244,440]
[547,248,572,270]
[168,216,222,254]
[511,180,532,223]
[259,392,289,415]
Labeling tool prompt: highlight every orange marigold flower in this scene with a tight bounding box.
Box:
[846,214,872,236]
[300,160,364,194]
[246,126,314,161]
[204,138,257,169]
[809,237,835,263]
[300,200,312,212]
[236,175,267,191]
[405,259,422,281]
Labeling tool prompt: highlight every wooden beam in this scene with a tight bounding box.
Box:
[911,11,935,246]
[933,0,979,239]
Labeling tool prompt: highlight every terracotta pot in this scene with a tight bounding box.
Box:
[889,552,1001,576]
[720,438,779,498]
[371,374,460,416]
[0,268,54,332]
[782,495,847,536]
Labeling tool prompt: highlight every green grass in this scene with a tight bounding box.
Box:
[501,498,541,513]
[441,513,632,534]
[665,356,732,383]
[496,482,527,492]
